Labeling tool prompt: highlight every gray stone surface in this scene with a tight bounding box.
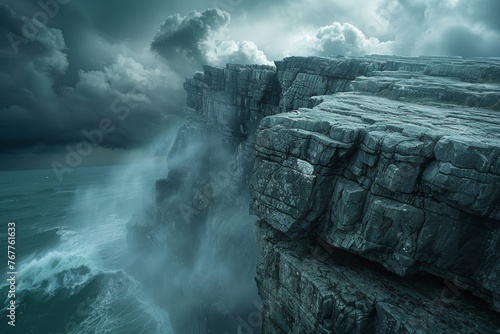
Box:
[250,92,500,311]
[155,55,500,334]
[255,220,500,334]
[352,73,500,110]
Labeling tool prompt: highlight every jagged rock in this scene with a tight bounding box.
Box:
[184,63,281,139]
[157,55,500,334]
[275,56,376,112]
[255,220,500,334]
[250,92,500,311]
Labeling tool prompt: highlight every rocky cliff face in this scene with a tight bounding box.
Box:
[156,55,500,333]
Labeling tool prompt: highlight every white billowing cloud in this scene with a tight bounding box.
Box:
[151,9,271,74]
[151,8,231,62]
[227,0,391,60]
[76,70,110,93]
[203,40,272,66]
[282,0,500,58]
[288,22,393,57]
[316,22,393,55]
[102,54,176,92]
[30,28,69,75]
[227,0,500,59]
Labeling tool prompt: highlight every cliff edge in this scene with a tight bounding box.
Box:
[157,55,500,333]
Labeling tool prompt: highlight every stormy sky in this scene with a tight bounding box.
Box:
[1,0,499,169]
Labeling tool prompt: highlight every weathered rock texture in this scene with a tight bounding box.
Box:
[158,55,500,333]
[256,220,500,334]
[251,92,500,304]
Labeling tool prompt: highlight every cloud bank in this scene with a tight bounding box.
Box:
[229,0,500,59]
[288,21,392,57]
[0,3,183,154]
[376,0,500,56]
[151,8,271,76]
[1,0,499,165]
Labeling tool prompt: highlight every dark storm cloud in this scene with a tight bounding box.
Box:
[1,0,500,162]
[452,0,500,34]
[437,26,489,57]
[472,0,500,32]
[3,0,143,85]
[151,8,230,72]
[150,8,270,76]
[0,3,183,155]
[0,2,69,148]
[376,0,500,57]
[431,25,500,57]
[0,1,271,159]
[2,0,272,80]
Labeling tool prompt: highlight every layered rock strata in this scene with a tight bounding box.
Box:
[250,92,500,307]
[155,55,500,333]
[256,220,500,333]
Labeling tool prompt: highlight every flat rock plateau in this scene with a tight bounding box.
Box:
[152,55,500,333]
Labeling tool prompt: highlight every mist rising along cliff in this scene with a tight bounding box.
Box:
[146,55,500,333]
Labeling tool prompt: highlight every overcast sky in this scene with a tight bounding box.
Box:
[1,0,499,169]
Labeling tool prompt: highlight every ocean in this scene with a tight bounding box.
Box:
[0,162,174,334]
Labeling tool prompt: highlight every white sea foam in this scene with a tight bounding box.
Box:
[16,250,97,295]
[1,134,177,333]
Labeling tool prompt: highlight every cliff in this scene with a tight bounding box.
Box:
[155,55,500,333]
